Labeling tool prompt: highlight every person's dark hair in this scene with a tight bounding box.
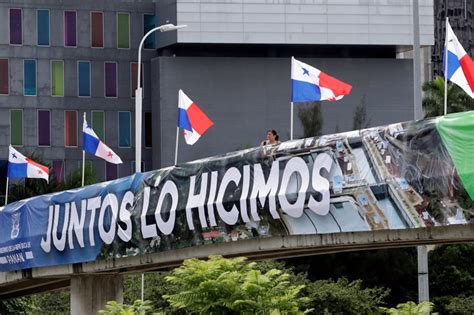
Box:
[268,129,279,141]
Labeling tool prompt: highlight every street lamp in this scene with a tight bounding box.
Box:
[135,23,187,173]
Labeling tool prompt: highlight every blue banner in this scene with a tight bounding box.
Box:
[0,114,472,272]
[0,173,148,272]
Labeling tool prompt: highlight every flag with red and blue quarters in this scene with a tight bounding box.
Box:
[83,118,123,164]
[443,19,474,98]
[178,90,214,145]
[7,146,49,182]
[291,57,352,102]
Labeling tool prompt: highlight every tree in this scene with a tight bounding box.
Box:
[380,301,433,315]
[422,76,473,118]
[124,272,175,313]
[163,255,309,314]
[298,101,323,138]
[99,300,153,315]
[429,244,474,313]
[0,297,34,314]
[0,290,70,314]
[285,248,418,306]
[429,244,474,297]
[63,162,98,189]
[353,94,371,130]
[306,278,389,315]
[444,296,474,314]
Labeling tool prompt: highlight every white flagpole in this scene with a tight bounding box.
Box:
[290,56,294,140]
[290,102,294,140]
[82,113,86,187]
[444,17,449,116]
[5,177,9,206]
[81,150,85,187]
[174,127,180,165]
[141,273,145,302]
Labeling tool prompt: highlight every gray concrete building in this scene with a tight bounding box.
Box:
[432,0,473,75]
[153,0,434,167]
[0,0,157,188]
[0,0,435,188]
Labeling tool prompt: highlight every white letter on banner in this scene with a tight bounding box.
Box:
[98,193,118,245]
[250,161,280,221]
[278,157,309,218]
[308,153,332,216]
[186,174,208,230]
[40,205,54,253]
[67,199,86,249]
[87,196,101,247]
[155,180,178,235]
[53,204,70,251]
[118,191,134,242]
[206,171,218,227]
[215,167,241,225]
[239,165,251,223]
[141,176,160,239]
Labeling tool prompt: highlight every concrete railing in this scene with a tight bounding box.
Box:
[1,224,474,300]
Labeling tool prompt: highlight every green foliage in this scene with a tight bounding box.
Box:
[99,300,153,315]
[443,295,474,314]
[426,196,443,222]
[429,244,474,298]
[286,248,418,306]
[457,187,474,210]
[163,255,309,314]
[422,76,474,118]
[298,101,323,138]
[0,297,35,314]
[380,301,434,315]
[305,278,389,315]
[353,94,371,130]
[428,244,474,313]
[0,290,70,314]
[124,273,175,313]
[28,290,70,314]
[63,162,98,190]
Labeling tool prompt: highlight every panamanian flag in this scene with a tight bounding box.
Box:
[443,19,474,98]
[291,57,352,102]
[7,146,49,182]
[177,90,214,145]
[83,118,122,164]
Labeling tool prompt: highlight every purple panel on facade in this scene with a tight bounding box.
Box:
[52,160,64,184]
[106,162,118,181]
[9,9,22,45]
[105,62,117,97]
[64,11,76,47]
[38,110,50,146]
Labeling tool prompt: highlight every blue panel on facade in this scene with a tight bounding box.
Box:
[118,112,131,147]
[78,61,90,97]
[23,59,36,96]
[37,10,50,46]
[143,14,156,49]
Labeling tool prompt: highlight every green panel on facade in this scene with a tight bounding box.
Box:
[92,111,105,140]
[51,60,64,96]
[10,110,22,146]
[117,13,130,49]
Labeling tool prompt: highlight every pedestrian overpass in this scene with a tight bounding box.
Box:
[1,224,473,314]
[2,113,474,313]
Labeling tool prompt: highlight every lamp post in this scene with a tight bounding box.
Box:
[135,23,187,173]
